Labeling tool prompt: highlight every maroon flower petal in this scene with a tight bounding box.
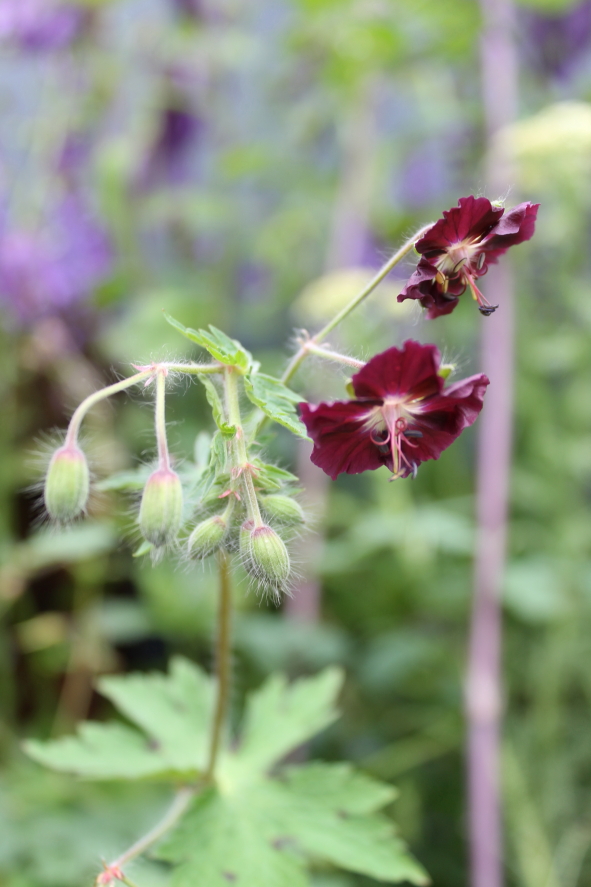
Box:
[416,196,505,258]
[397,257,464,318]
[299,400,385,480]
[351,340,442,401]
[480,201,539,262]
[403,373,489,465]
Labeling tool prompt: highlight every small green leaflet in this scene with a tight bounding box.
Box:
[24,658,214,781]
[244,372,309,439]
[163,312,252,370]
[251,460,300,492]
[198,376,236,438]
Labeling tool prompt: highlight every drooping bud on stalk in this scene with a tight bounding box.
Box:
[249,524,291,590]
[44,443,90,522]
[187,514,227,559]
[139,467,183,547]
[260,494,305,525]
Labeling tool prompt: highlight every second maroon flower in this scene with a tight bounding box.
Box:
[299,341,489,480]
[398,195,539,318]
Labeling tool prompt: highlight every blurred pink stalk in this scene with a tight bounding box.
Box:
[467,2,518,887]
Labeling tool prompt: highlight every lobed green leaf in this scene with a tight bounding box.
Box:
[163,313,252,370]
[244,372,309,439]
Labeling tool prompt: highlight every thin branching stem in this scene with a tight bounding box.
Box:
[280,223,432,387]
[155,370,171,471]
[107,787,194,873]
[206,548,233,780]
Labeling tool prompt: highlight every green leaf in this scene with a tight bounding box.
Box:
[251,460,300,492]
[198,376,236,438]
[157,787,309,887]
[163,313,252,370]
[157,762,428,886]
[24,658,214,781]
[230,668,343,776]
[244,372,309,439]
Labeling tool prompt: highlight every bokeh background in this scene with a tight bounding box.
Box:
[1,0,591,885]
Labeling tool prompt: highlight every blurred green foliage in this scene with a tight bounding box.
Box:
[2,0,591,885]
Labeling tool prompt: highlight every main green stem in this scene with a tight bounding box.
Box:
[205,548,233,780]
[225,367,264,527]
[280,223,432,387]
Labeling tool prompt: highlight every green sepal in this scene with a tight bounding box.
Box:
[345,379,355,397]
[244,372,309,439]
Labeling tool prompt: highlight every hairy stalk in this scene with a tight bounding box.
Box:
[65,369,154,446]
[224,367,264,526]
[302,341,366,369]
[281,223,432,387]
[106,787,194,874]
[206,548,233,779]
[155,370,171,470]
[64,363,221,449]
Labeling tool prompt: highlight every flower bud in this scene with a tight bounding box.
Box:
[139,467,183,547]
[249,524,290,589]
[260,494,305,525]
[44,444,90,522]
[187,514,227,559]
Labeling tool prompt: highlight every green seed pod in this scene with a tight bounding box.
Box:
[187,514,227,559]
[44,444,90,522]
[139,467,183,547]
[249,524,291,589]
[260,494,305,525]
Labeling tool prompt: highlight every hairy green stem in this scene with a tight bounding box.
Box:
[224,368,264,527]
[65,370,153,446]
[65,363,220,449]
[205,548,233,780]
[281,223,432,387]
[155,370,170,471]
[303,342,366,369]
[108,787,194,872]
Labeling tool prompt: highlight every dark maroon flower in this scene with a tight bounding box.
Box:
[299,341,489,481]
[398,196,539,318]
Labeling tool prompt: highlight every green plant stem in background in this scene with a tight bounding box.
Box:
[206,548,233,780]
[280,223,432,387]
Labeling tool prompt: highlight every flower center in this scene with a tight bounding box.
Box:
[434,240,498,315]
[364,398,424,479]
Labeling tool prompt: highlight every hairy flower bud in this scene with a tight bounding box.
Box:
[44,444,90,522]
[260,494,305,525]
[187,514,227,559]
[139,467,183,547]
[249,524,291,589]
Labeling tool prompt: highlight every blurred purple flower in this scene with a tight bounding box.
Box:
[521,0,591,81]
[136,103,204,190]
[0,196,112,326]
[168,0,205,21]
[0,0,90,52]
